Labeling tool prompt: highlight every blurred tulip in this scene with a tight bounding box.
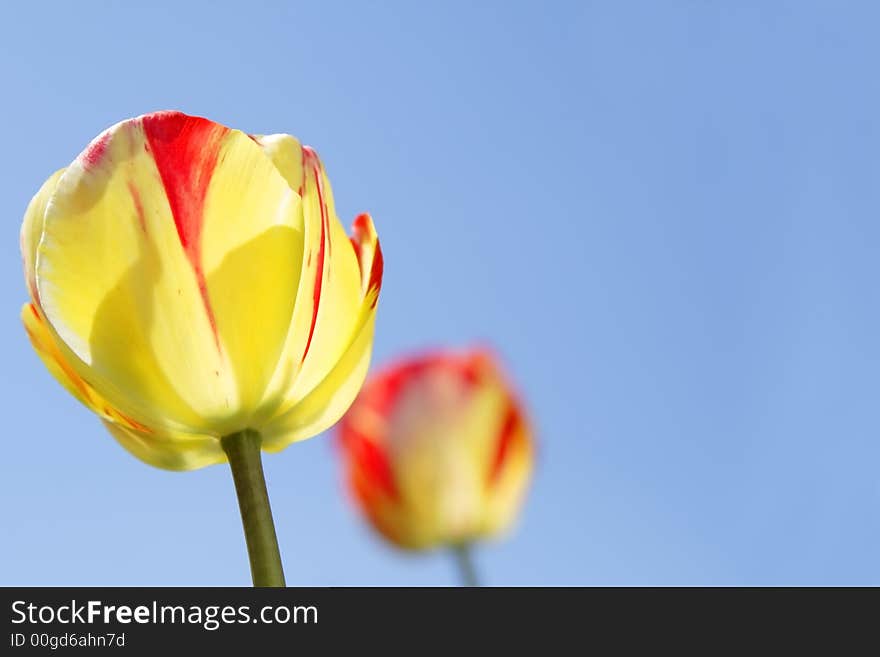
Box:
[338,349,534,567]
[20,111,383,585]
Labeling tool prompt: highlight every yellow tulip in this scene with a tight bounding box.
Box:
[21,111,383,470]
[20,111,383,585]
[337,348,534,557]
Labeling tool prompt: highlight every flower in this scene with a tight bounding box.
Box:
[337,348,534,550]
[21,111,383,470]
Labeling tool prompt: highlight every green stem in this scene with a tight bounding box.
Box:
[221,429,285,587]
[452,543,480,587]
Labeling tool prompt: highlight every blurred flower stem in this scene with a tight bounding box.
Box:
[453,543,480,587]
[222,430,285,587]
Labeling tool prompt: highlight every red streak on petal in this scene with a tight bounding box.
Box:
[488,403,519,485]
[367,241,383,309]
[349,214,384,303]
[81,131,110,168]
[461,351,491,386]
[365,354,453,418]
[142,112,228,348]
[342,426,400,502]
[127,182,147,233]
[352,213,370,233]
[301,146,330,363]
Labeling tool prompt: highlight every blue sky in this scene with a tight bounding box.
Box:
[1,1,878,585]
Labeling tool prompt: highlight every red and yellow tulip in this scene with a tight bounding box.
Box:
[338,349,534,550]
[21,111,383,470]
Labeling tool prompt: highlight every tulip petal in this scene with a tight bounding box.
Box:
[292,160,370,394]
[24,302,224,470]
[251,133,304,192]
[36,112,302,433]
[260,213,383,449]
[250,137,379,432]
[101,420,223,471]
[21,168,65,301]
[206,225,303,418]
[389,364,512,546]
[482,400,534,536]
[22,302,95,410]
[260,308,377,449]
[197,125,303,420]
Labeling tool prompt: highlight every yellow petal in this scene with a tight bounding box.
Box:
[481,401,534,537]
[200,128,304,420]
[23,300,148,432]
[36,112,302,434]
[260,214,383,449]
[251,133,304,192]
[21,168,65,300]
[261,307,377,450]
[288,150,366,401]
[393,360,511,546]
[249,137,380,435]
[22,302,95,410]
[24,302,223,470]
[101,420,223,471]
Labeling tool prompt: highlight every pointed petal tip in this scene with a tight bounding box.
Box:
[349,213,383,300]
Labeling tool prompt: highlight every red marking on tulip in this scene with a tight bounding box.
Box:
[300,146,330,363]
[142,111,228,348]
[366,355,441,418]
[368,241,383,308]
[349,214,383,306]
[488,403,519,485]
[81,131,110,168]
[343,426,399,502]
[127,182,147,233]
[460,351,490,386]
[361,352,486,439]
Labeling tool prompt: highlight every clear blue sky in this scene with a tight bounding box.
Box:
[1,1,878,585]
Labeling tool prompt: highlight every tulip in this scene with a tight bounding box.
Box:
[20,111,383,586]
[337,348,534,585]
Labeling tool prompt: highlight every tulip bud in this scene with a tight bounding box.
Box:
[21,111,383,470]
[338,349,534,550]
